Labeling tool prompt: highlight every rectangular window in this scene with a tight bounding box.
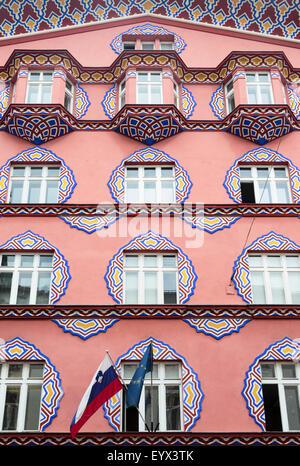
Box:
[119,80,126,109]
[248,254,300,304]
[260,361,300,431]
[123,42,136,50]
[0,362,44,432]
[160,42,173,50]
[0,253,53,305]
[122,362,182,432]
[64,79,74,113]
[8,165,60,204]
[137,72,162,105]
[26,71,53,104]
[141,42,155,50]
[125,165,175,203]
[246,72,273,105]
[225,79,235,114]
[239,165,291,204]
[124,253,178,305]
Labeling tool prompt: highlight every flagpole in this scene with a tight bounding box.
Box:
[106,350,149,432]
[150,343,154,432]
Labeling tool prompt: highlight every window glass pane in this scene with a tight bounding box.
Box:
[257,168,269,178]
[46,180,59,203]
[281,364,296,379]
[125,255,138,267]
[20,255,34,267]
[47,167,60,177]
[43,73,53,82]
[248,255,263,267]
[163,271,177,304]
[288,271,300,304]
[12,167,25,177]
[123,42,135,50]
[123,364,138,378]
[1,255,15,267]
[144,272,157,304]
[24,385,42,430]
[250,271,266,303]
[41,85,52,104]
[269,271,285,304]
[39,255,53,268]
[16,272,32,305]
[36,272,51,304]
[261,86,272,104]
[28,181,41,203]
[8,364,23,378]
[125,271,138,304]
[239,167,252,178]
[161,181,174,202]
[247,87,258,104]
[29,72,41,81]
[258,73,269,82]
[144,168,156,178]
[29,363,44,378]
[150,73,161,82]
[141,42,154,50]
[258,180,272,203]
[161,167,173,178]
[274,168,287,178]
[144,255,157,267]
[144,181,156,203]
[276,181,290,203]
[137,85,148,104]
[246,74,255,82]
[160,43,173,50]
[0,273,12,304]
[286,256,300,268]
[126,168,139,178]
[27,85,39,103]
[150,86,161,104]
[30,167,43,177]
[145,386,159,431]
[284,386,300,430]
[126,181,139,203]
[260,363,275,378]
[166,385,181,430]
[137,73,148,82]
[10,181,23,203]
[163,255,176,267]
[165,363,179,379]
[266,255,281,267]
[144,364,158,379]
[2,385,20,430]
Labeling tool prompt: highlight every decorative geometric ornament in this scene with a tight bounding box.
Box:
[53,319,119,339]
[183,215,241,234]
[181,85,196,119]
[0,231,70,303]
[288,86,300,119]
[224,147,300,204]
[0,146,76,203]
[232,231,300,303]
[184,318,251,339]
[105,231,197,304]
[103,336,203,432]
[59,215,118,234]
[110,23,186,54]
[209,85,226,119]
[102,84,117,119]
[0,85,10,116]
[242,337,300,431]
[0,337,63,431]
[74,84,90,119]
[108,147,192,203]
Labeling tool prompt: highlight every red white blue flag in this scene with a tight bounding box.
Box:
[70,354,122,438]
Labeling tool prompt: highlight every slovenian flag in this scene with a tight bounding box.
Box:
[70,353,123,438]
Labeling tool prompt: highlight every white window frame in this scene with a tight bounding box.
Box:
[239,165,292,204]
[64,79,74,113]
[122,361,183,432]
[119,79,126,110]
[8,165,60,204]
[124,165,175,203]
[248,253,300,304]
[260,361,300,432]
[225,79,235,114]
[173,81,179,108]
[246,72,274,105]
[141,41,155,50]
[0,361,44,432]
[0,252,53,305]
[25,71,53,104]
[123,253,178,305]
[136,72,162,105]
[160,42,173,50]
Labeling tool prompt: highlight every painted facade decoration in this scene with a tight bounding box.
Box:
[243,337,300,431]
[110,23,186,54]
[0,337,63,431]
[0,231,70,304]
[103,336,203,432]
[184,318,251,339]
[105,231,197,304]
[74,84,90,119]
[288,86,300,119]
[232,231,300,304]
[60,215,117,234]
[224,148,300,204]
[53,318,119,340]
[0,85,9,117]
[0,147,76,203]
[0,2,298,40]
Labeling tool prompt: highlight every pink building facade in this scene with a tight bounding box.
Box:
[0,8,300,448]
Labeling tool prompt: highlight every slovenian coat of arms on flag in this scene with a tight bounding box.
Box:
[70,353,122,438]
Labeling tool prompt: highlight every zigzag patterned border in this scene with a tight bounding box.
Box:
[183,318,251,339]
[232,231,300,304]
[52,318,119,339]
[108,147,192,203]
[0,337,63,431]
[0,146,76,203]
[74,84,90,119]
[242,337,300,431]
[0,230,70,304]
[0,85,10,116]
[105,230,197,304]
[103,336,203,432]
[224,147,300,204]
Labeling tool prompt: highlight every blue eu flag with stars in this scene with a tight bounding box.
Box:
[126,343,153,408]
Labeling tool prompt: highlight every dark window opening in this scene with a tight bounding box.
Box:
[122,388,139,432]
[262,384,283,431]
[240,182,256,203]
